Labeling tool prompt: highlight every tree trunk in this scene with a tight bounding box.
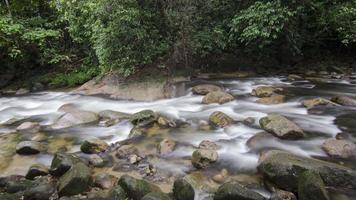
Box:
[4,0,12,16]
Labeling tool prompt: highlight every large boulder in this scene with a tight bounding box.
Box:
[173,178,195,200]
[25,164,49,180]
[58,162,91,196]
[257,150,356,192]
[80,138,109,154]
[331,96,356,107]
[321,139,356,159]
[214,181,266,200]
[16,141,43,155]
[50,153,81,177]
[130,110,158,127]
[202,91,234,104]
[209,111,233,128]
[302,98,336,109]
[192,84,223,95]
[298,170,330,200]
[23,179,57,200]
[52,110,99,129]
[192,149,218,169]
[256,95,286,105]
[259,114,305,139]
[118,175,161,200]
[252,86,280,97]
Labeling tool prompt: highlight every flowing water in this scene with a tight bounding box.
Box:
[1,75,356,199]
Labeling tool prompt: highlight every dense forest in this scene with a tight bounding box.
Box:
[1,0,356,87]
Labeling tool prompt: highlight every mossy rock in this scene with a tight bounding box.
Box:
[50,153,81,177]
[58,162,91,196]
[209,111,233,128]
[0,193,18,200]
[142,192,172,200]
[173,178,195,200]
[118,175,161,200]
[259,114,305,139]
[130,110,157,127]
[80,138,109,154]
[214,181,266,200]
[298,170,330,200]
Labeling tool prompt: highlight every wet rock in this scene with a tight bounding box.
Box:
[192,84,223,95]
[16,141,43,155]
[198,120,212,131]
[115,145,139,159]
[243,117,256,125]
[199,140,218,150]
[25,164,49,180]
[158,138,176,155]
[257,150,356,192]
[31,133,47,142]
[106,185,128,199]
[321,139,356,159]
[16,88,30,95]
[58,162,91,196]
[16,122,40,133]
[88,154,104,167]
[246,132,273,150]
[212,169,228,183]
[23,179,56,200]
[86,190,108,200]
[52,110,99,129]
[287,74,303,81]
[3,177,34,193]
[94,173,118,190]
[302,98,336,109]
[202,91,234,104]
[130,110,157,127]
[173,178,195,200]
[252,86,280,97]
[142,192,172,200]
[331,96,356,107]
[157,116,176,128]
[256,95,286,105]
[129,154,141,164]
[0,133,21,170]
[298,170,330,200]
[128,126,147,139]
[192,149,218,169]
[99,110,131,121]
[259,114,305,139]
[118,175,161,200]
[209,111,233,128]
[50,153,81,177]
[80,138,109,154]
[270,190,297,200]
[57,103,77,112]
[214,181,266,200]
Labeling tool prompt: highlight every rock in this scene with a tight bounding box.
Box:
[270,190,297,200]
[256,95,286,105]
[321,139,356,159]
[252,86,280,97]
[214,181,266,200]
[99,110,131,121]
[157,116,176,128]
[199,140,218,150]
[246,132,273,150]
[209,111,233,128]
[118,175,161,200]
[57,103,77,112]
[173,178,195,200]
[16,122,40,133]
[202,91,234,104]
[302,98,336,109]
[106,185,128,200]
[287,74,303,81]
[80,138,109,154]
[3,177,35,193]
[298,170,330,200]
[94,173,118,190]
[50,153,81,177]
[16,88,30,95]
[52,110,99,129]
[128,126,147,139]
[129,154,141,164]
[115,145,139,159]
[88,154,105,167]
[31,133,47,142]
[58,162,91,196]
[130,110,157,127]
[192,149,218,169]
[257,150,356,192]
[192,84,223,95]
[16,141,43,155]
[243,117,255,125]
[158,139,176,155]
[212,169,228,183]
[23,179,56,200]
[0,193,17,200]
[142,192,172,200]
[198,120,211,131]
[331,96,356,107]
[25,164,49,180]
[86,190,108,200]
[259,114,305,139]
